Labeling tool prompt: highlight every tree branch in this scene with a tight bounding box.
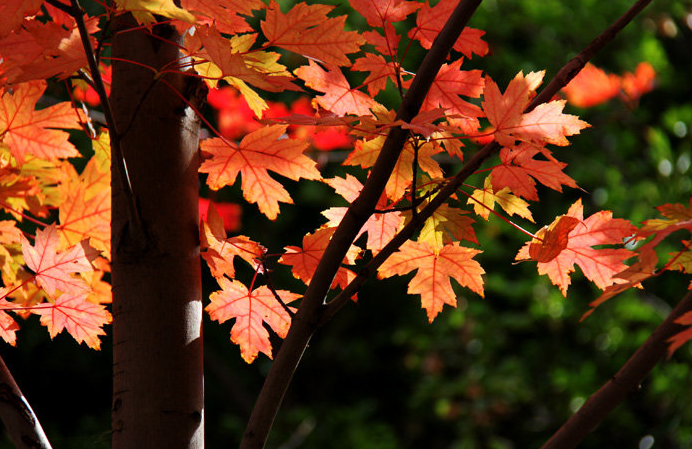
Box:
[321,0,654,324]
[0,353,53,449]
[69,0,145,242]
[239,1,484,448]
[541,289,692,449]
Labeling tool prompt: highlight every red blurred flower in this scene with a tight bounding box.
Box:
[199,197,242,232]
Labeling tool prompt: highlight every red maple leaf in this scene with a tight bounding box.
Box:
[21,225,95,298]
[295,60,380,116]
[378,240,484,322]
[483,71,590,147]
[182,0,263,34]
[200,201,265,279]
[32,293,111,349]
[206,277,299,363]
[199,124,321,220]
[621,62,656,103]
[351,0,420,27]
[516,199,637,296]
[279,227,359,291]
[408,1,488,59]
[490,143,578,201]
[0,297,20,346]
[0,80,82,165]
[262,1,364,67]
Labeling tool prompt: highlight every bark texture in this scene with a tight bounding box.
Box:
[110,15,205,449]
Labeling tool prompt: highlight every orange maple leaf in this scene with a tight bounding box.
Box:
[410,58,484,133]
[262,1,364,67]
[352,53,399,97]
[0,0,42,38]
[378,240,484,322]
[199,124,321,220]
[279,227,359,291]
[516,199,637,296]
[0,80,81,165]
[668,310,692,356]
[295,61,380,116]
[408,1,488,59]
[483,71,590,147]
[321,175,404,252]
[351,0,420,27]
[58,133,111,258]
[0,297,20,346]
[182,0,263,34]
[206,277,300,363]
[490,143,578,201]
[21,225,94,298]
[32,293,111,349]
[200,201,265,279]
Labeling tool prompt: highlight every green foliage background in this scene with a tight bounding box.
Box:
[3,1,692,448]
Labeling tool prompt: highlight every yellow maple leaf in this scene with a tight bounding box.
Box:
[468,176,533,222]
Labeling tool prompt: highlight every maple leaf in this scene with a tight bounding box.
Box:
[410,59,484,133]
[0,0,42,38]
[668,311,692,356]
[114,0,195,25]
[416,203,478,250]
[378,240,484,322]
[199,124,321,220]
[516,199,637,296]
[279,227,359,291]
[468,176,534,222]
[295,61,380,116]
[352,53,399,97]
[262,1,365,67]
[483,71,590,147]
[200,201,265,279]
[0,18,96,85]
[363,22,401,56]
[206,277,300,363]
[351,0,420,27]
[490,143,578,201]
[32,293,111,349]
[0,297,19,346]
[0,80,81,165]
[182,0,263,34]
[21,225,94,298]
[59,132,111,258]
[561,63,621,108]
[321,175,403,252]
[408,1,488,59]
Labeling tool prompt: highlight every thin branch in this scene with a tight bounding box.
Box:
[540,289,692,449]
[0,353,53,449]
[69,0,145,240]
[321,0,654,324]
[239,2,484,448]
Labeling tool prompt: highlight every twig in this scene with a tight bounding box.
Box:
[68,0,145,238]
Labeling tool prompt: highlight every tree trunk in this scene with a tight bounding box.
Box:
[110,15,205,449]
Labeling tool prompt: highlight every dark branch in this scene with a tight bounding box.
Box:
[540,289,692,449]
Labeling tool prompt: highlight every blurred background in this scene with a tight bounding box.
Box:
[3,0,692,448]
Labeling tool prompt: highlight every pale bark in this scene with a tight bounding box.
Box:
[0,354,52,449]
[110,14,205,449]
